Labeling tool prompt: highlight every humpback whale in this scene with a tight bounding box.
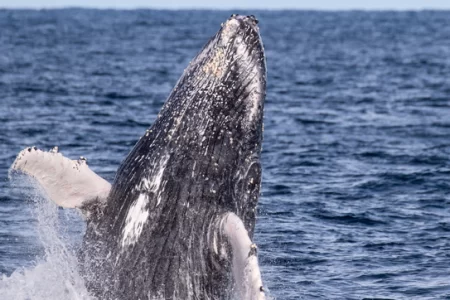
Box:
[10,14,266,300]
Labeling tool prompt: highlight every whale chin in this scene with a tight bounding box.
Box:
[10,14,267,300]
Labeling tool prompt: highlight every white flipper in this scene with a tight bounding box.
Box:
[10,146,111,209]
[220,213,266,300]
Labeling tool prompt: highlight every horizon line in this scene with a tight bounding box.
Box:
[1,6,450,11]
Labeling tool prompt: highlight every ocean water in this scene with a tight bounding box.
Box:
[0,9,450,300]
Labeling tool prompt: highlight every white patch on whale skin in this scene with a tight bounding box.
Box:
[191,160,196,178]
[221,18,240,46]
[231,32,264,124]
[147,155,169,207]
[121,193,149,248]
[121,155,170,248]
[221,213,266,300]
[247,88,263,123]
[203,47,225,77]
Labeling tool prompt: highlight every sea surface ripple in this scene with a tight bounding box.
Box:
[0,9,449,300]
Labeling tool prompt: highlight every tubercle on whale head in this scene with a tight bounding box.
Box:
[219,15,261,49]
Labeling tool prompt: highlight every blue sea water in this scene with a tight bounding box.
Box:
[0,9,450,300]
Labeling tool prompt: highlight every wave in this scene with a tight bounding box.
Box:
[0,179,92,300]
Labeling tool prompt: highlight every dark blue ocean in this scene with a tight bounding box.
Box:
[0,9,449,300]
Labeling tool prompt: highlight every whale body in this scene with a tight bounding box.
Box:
[11,14,266,300]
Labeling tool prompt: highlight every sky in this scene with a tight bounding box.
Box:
[1,0,450,10]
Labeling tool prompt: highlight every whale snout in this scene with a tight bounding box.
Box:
[220,14,261,46]
[155,13,266,143]
[226,14,260,30]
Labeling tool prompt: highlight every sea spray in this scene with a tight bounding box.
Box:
[0,176,91,300]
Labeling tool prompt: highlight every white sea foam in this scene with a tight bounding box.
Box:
[0,179,92,300]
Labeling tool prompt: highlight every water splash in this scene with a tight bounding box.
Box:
[0,177,92,300]
[2,176,274,300]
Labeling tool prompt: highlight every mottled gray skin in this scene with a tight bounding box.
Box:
[81,15,266,299]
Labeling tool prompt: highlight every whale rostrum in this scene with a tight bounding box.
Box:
[10,14,266,300]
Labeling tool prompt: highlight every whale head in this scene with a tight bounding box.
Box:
[158,14,266,234]
[184,14,266,132]
[76,14,268,299]
[110,14,267,237]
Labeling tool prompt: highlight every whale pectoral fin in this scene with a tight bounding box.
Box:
[220,213,266,300]
[10,147,111,210]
